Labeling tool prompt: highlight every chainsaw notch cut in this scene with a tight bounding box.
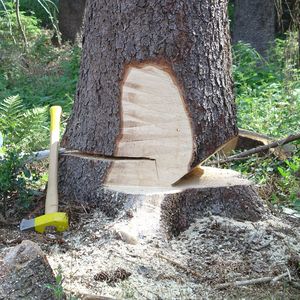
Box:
[106,63,194,187]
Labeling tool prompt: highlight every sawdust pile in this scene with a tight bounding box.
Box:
[41,210,300,299]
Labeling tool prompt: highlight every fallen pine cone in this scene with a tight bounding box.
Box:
[113,267,131,281]
[94,271,110,282]
[94,268,131,283]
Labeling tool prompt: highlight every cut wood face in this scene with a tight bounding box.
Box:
[106,166,252,194]
[106,64,194,187]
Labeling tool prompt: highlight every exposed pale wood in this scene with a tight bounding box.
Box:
[61,0,237,170]
[106,64,193,187]
[107,167,251,193]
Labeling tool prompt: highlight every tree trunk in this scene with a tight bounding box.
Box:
[58,0,87,44]
[62,0,237,183]
[233,0,276,56]
[59,0,267,233]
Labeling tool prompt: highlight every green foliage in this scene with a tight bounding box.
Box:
[0,95,48,150]
[45,265,78,300]
[0,3,42,47]
[233,34,300,137]
[0,1,79,112]
[19,0,59,28]
[0,31,81,113]
[276,154,300,210]
[0,6,79,218]
[0,95,47,216]
[0,42,81,111]
[232,34,300,210]
[45,265,64,300]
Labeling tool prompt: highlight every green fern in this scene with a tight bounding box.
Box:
[0,95,48,151]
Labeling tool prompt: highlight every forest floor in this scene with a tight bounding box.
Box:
[1,204,300,300]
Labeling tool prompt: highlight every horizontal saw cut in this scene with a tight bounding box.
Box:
[58,159,269,238]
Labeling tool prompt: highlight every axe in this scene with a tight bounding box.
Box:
[20,106,68,233]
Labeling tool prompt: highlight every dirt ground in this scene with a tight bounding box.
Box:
[1,206,300,300]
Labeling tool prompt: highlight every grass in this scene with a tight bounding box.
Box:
[233,34,300,137]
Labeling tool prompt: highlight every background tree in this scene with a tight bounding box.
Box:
[58,0,86,44]
[232,0,276,56]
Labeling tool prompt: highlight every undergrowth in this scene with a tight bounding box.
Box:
[0,95,47,217]
[0,5,79,218]
[233,33,300,137]
[231,33,300,210]
[0,3,80,112]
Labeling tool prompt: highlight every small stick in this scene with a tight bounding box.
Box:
[216,271,291,289]
[271,271,290,285]
[209,132,300,165]
[157,253,202,279]
[216,277,273,289]
[82,295,117,300]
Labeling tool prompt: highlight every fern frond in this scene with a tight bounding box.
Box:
[0,95,48,150]
[18,106,47,137]
[0,95,23,120]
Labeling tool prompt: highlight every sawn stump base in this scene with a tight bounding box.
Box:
[59,158,269,238]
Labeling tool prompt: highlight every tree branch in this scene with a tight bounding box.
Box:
[208,132,300,165]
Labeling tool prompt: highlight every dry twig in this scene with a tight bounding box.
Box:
[82,295,117,300]
[216,271,291,289]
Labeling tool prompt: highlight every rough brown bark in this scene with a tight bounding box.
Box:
[233,0,276,56]
[0,240,56,299]
[62,0,237,167]
[161,184,267,236]
[58,0,87,44]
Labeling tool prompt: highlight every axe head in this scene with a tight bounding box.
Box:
[20,212,68,233]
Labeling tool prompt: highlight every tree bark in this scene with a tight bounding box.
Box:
[61,0,237,189]
[233,0,276,56]
[58,0,87,44]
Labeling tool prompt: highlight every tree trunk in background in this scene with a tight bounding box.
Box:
[58,0,87,44]
[58,0,268,235]
[233,0,276,56]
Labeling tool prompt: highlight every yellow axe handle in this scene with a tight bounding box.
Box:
[45,106,62,214]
